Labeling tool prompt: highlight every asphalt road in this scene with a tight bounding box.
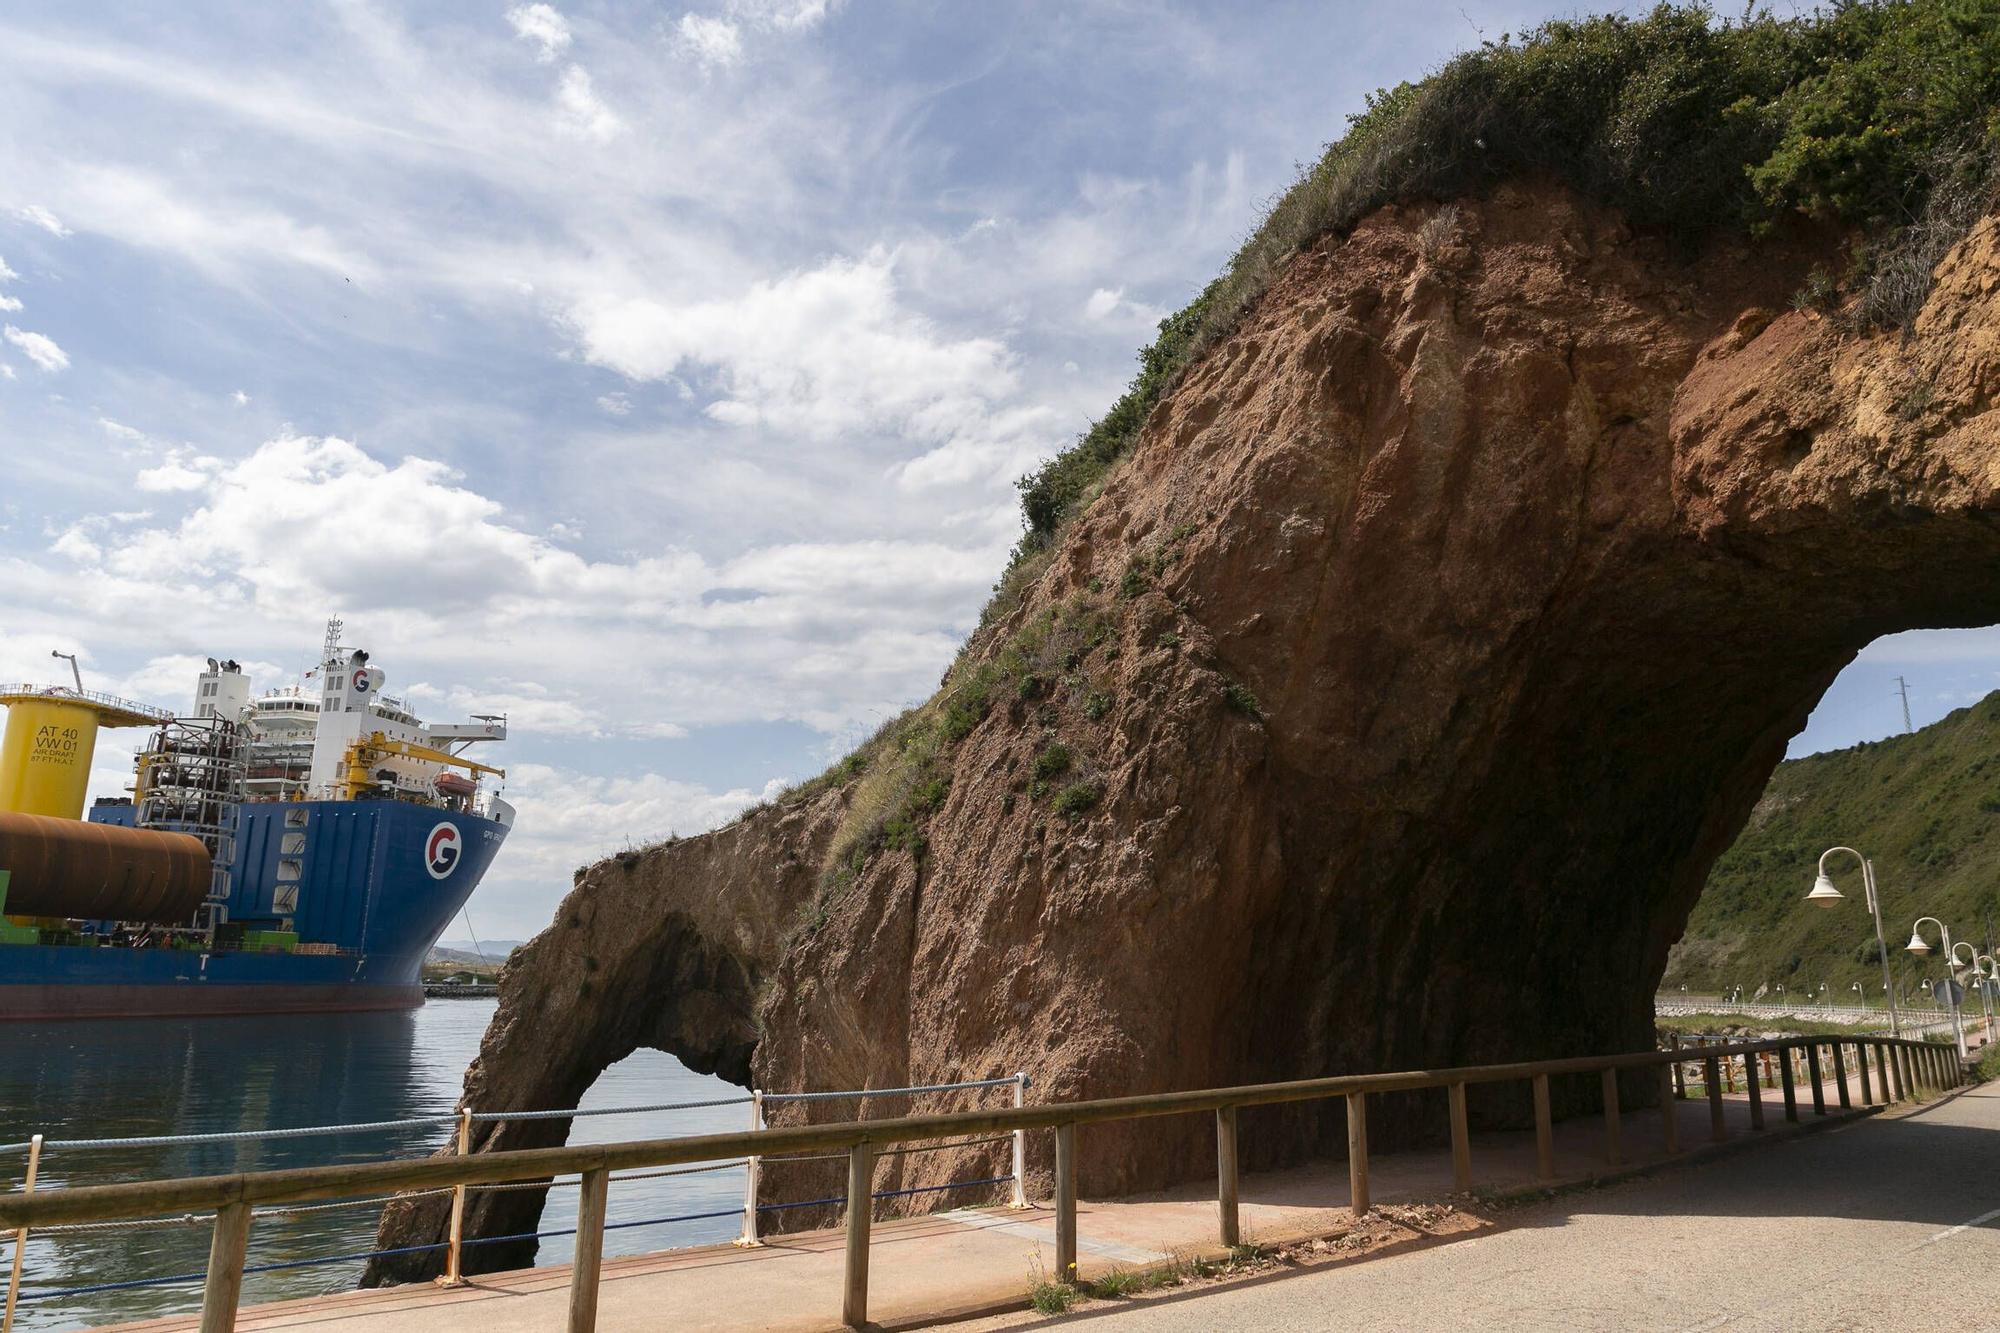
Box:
[1007,1083,2000,1331]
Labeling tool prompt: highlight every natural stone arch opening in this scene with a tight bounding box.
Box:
[373,189,2000,1281]
[367,903,770,1283]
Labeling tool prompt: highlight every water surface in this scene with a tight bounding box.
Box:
[1,1000,747,1330]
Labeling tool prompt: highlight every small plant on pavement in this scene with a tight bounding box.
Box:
[1027,1254,1076,1314]
[1088,1267,1142,1299]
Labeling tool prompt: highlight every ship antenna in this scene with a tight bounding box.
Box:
[321,615,345,667]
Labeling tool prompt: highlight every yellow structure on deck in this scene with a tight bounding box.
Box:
[340,730,505,802]
[0,687,169,821]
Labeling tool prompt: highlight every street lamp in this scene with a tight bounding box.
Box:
[1807,848,1902,1038]
[1907,917,1969,1058]
[1952,946,1996,1040]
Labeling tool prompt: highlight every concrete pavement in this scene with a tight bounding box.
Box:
[955,1080,2000,1331]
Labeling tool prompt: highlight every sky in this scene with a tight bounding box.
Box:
[1,0,1990,940]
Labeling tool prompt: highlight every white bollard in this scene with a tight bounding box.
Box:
[1009,1073,1029,1209]
[736,1090,765,1246]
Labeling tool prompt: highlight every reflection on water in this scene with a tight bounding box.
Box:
[2,1001,747,1331]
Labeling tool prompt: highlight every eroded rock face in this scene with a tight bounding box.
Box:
[372,184,2000,1281]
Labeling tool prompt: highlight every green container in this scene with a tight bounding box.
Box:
[241,930,299,952]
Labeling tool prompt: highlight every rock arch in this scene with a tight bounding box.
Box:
[374,185,2000,1279]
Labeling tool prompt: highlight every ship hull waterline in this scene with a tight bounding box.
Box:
[0,799,508,1021]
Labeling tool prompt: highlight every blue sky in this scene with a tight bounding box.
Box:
[1,0,1989,938]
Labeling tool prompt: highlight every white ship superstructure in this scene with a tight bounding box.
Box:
[191,619,512,820]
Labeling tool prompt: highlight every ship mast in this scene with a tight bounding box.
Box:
[320,616,345,669]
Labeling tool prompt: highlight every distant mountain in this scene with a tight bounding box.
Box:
[434,939,524,960]
[1667,692,2000,1004]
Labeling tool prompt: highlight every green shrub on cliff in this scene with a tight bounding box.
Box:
[1013,0,2000,561]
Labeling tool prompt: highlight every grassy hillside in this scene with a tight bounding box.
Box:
[1666,693,2000,1002]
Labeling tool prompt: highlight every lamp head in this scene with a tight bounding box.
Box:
[1907,932,1932,955]
[1805,874,1844,908]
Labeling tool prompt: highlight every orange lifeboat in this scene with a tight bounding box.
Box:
[433,772,477,798]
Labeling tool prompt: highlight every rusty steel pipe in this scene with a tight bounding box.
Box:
[0,811,210,923]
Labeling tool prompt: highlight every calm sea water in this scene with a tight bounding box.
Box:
[1,1000,750,1331]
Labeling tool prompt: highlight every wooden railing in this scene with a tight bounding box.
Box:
[0,1034,1969,1333]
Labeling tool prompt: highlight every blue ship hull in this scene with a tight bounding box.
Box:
[0,801,507,1019]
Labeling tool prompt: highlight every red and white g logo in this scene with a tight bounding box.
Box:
[425,822,462,879]
[352,669,371,693]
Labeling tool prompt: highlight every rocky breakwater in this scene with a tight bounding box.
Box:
[373,184,2000,1281]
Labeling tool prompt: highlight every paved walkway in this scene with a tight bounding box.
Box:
[953,1079,2000,1331]
[104,1065,1909,1332]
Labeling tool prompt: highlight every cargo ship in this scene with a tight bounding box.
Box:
[0,620,513,1019]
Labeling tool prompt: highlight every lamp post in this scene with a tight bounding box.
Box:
[1906,917,1969,1059]
[1952,947,1995,1043]
[1806,848,1902,1038]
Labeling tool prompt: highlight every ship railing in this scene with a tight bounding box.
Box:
[0,685,170,720]
[0,1072,1029,1326]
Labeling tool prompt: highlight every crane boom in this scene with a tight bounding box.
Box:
[341,731,505,801]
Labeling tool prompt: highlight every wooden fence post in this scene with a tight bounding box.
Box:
[3,1134,42,1333]
[1657,1064,1678,1154]
[569,1167,609,1333]
[1831,1042,1851,1109]
[843,1144,874,1329]
[1745,1052,1764,1130]
[1806,1043,1826,1115]
[197,1201,253,1333]
[1670,1033,1685,1099]
[1875,1041,1893,1102]
[1702,1056,1725,1142]
[1448,1083,1472,1192]
[1532,1074,1554,1181]
[1054,1124,1077,1283]
[1855,1041,1872,1106]
[1600,1068,1621,1166]
[1215,1107,1240,1247]
[1346,1093,1370,1215]
[442,1107,472,1286]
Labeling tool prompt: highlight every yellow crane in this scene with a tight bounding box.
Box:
[340,731,505,802]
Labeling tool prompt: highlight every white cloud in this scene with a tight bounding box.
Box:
[0,256,17,282]
[134,447,221,492]
[0,363,14,380]
[1082,285,1165,328]
[0,296,19,313]
[3,324,67,372]
[497,763,780,902]
[596,391,631,416]
[564,251,1015,441]
[231,390,249,406]
[98,417,147,443]
[675,14,744,69]
[728,0,842,31]
[35,435,1002,739]
[506,4,573,62]
[555,64,620,139]
[12,204,71,238]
